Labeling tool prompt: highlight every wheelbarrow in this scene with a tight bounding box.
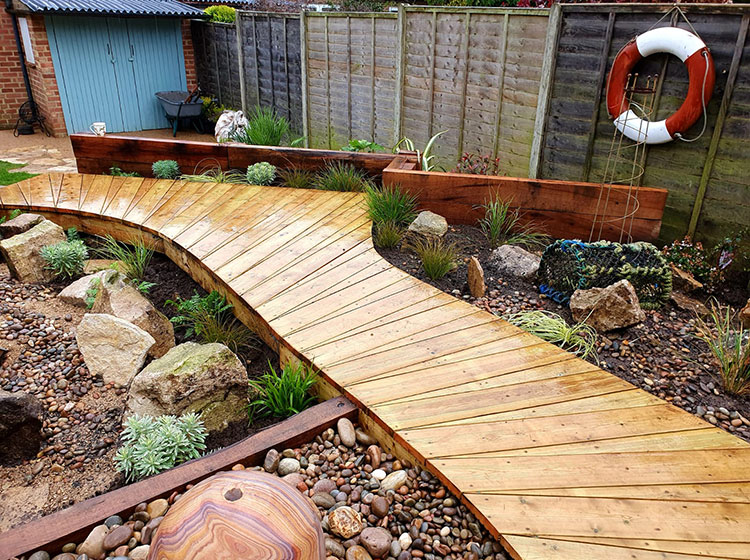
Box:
[155,90,205,137]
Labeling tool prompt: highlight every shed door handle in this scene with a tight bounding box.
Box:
[129,44,135,62]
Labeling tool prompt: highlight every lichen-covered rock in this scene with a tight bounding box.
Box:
[58,270,115,307]
[76,314,155,386]
[408,211,448,237]
[570,279,645,332]
[126,342,248,433]
[0,212,43,238]
[92,271,174,358]
[0,219,66,283]
[327,506,364,539]
[0,389,43,464]
[488,244,540,279]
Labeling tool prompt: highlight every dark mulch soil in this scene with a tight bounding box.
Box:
[377,224,750,441]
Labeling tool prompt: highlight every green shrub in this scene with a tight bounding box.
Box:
[152,160,181,180]
[114,413,207,482]
[41,240,88,280]
[479,195,549,250]
[109,166,141,177]
[314,162,373,192]
[278,167,315,189]
[410,236,457,280]
[695,300,750,396]
[204,5,236,22]
[365,184,417,228]
[342,139,386,153]
[233,106,290,146]
[248,361,317,422]
[167,291,258,355]
[96,235,153,283]
[246,162,277,186]
[503,310,598,361]
[373,221,403,249]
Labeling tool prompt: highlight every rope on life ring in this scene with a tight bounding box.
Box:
[606,26,715,145]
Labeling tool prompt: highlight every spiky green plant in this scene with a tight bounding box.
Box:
[246,162,277,185]
[248,361,317,422]
[114,413,207,482]
[95,235,153,283]
[479,195,549,249]
[503,310,599,362]
[152,160,181,180]
[181,167,247,184]
[364,184,417,228]
[40,240,89,280]
[314,162,373,192]
[373,221,404,249]
[410,236,458,280]
[394,131,446,171]
[233,106,290,146]
[278,167,315,189]
[695,300,750,396]
[85,277,101,309]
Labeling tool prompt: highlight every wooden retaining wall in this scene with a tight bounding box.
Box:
[0,397,357,559]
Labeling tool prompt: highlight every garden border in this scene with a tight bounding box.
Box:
[0,397,356,559]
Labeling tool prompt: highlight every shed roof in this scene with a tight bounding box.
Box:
[18,0,206,16]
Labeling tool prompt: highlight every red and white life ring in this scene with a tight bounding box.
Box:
[606,27,715,144]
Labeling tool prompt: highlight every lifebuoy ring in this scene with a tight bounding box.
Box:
[606,27,715,144]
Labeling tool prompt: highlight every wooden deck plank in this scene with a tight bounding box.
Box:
[3,173,748,560]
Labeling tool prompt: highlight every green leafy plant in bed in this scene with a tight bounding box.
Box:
[503,310,599,362]
[248,361,317,422]
[0,161,36,186]
[109,166,141,177]
[96,235,154,283]
[479,194,549,250]
[409,236,458,280]
[114,413,207,482]
[278,167,315,189]
[342,139,386,153]
[246,162,277,185]
[314,162,373,192]
[40,239,89,280]
[152,159,181,180]
[167,290,258,355]
[695,300,750,396]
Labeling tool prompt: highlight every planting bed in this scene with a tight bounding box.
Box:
[377,223,750,442]
[0,253,279,533]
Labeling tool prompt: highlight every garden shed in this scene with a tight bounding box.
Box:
[5,0,205,135]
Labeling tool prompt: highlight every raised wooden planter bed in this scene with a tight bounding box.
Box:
[0,397,356,560]
[382,156,668,242]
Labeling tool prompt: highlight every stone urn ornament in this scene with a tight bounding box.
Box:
[148,470,325,559]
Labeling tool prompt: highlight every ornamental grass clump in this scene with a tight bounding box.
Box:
[314,162,373,192]
[181,166,247,184]
[40,239,88,280]
[695,300,750,396]
[96,235,153,283]
[364,184,417,228]
[248,361,317,422]
[278,167,315,189]
[410,236,458,280]
[503,310,599,362]
[246,162,277,185]
[114,413,207,482]
[373,221,404,249]
[479,195,549,250]
[152,159,181,180]
[233,106,290,146]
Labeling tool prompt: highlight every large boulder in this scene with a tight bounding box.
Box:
[92,271,174,358]
[0,389,44,464]
[0,219,66,283]
[58,270,114,307]
[488,244,540,280]
[408,211,448,237]
[126,342,248,433]
[76,314,155,386]
[0,213,43,238]
[570,279,645,332]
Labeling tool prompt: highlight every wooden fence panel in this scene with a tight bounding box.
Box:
[191,20,242,111]
[303,12,399,150]
[399,7,549,175]
[237,12,303,133]
[539,4,750,244]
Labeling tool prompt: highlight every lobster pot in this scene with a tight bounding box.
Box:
[538,240,672,309]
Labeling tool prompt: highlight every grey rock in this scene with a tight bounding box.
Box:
[0,219,66,283]
[0,212,43,238]
[488,244,540,279]
[408,211,448,237]
[277,457,300,476]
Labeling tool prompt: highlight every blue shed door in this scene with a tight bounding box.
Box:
[46,15,187,134]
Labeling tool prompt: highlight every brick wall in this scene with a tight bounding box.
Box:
[0,10,28,130]
[25,14,66,136]
[182,18,197,90]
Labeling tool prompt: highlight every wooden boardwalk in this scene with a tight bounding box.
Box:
[3,174,749,560]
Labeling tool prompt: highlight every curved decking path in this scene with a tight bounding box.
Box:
[3,173,749,560]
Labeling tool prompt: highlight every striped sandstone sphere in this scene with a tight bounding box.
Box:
[148,470,325,559]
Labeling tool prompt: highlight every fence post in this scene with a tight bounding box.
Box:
[236,13,247,114]
[393,4,406,147]
[687,14,749,238]
[300,11,309,148]
[528,2,562,179]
